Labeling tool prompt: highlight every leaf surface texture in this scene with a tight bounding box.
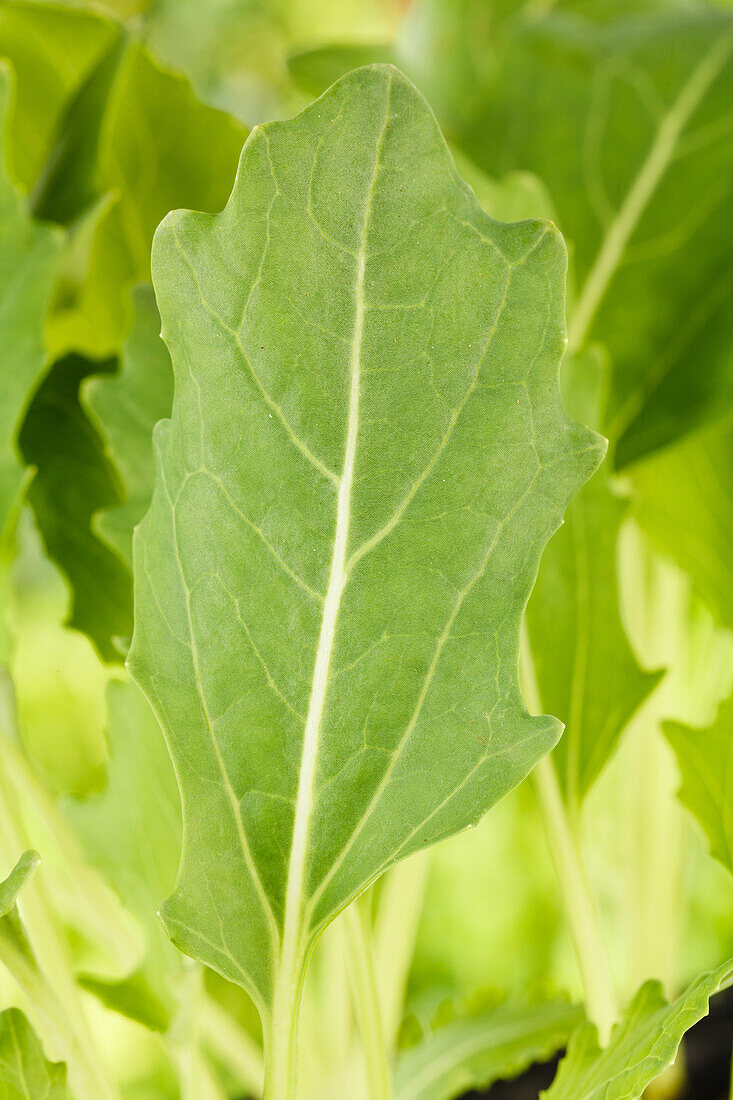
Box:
[130,64,603,1014]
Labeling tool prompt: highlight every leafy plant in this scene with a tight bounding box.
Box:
[130,63,601,1095]
[0,2,731,1099]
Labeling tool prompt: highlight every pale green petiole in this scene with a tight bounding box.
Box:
[345,895,393,1100]
[521,627,618,1044]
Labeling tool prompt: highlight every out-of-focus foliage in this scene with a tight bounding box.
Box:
[527,350,659,809]
[83,287,173,570]
[631,416,733,630]
[543,959,733,1100]
[395,995,582,1100]
[666,693,733,875]
[0,63,61,549]
[0,1007,69,1100]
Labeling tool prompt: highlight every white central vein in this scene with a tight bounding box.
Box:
[272,76,393,1023]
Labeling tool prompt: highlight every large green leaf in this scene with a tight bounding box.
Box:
[665,692,733,876]
[542,958,733,1099]
[630,415,733,631]
[526,350,659,806]
[0,1008,69,1100]
[395,997,582,1100]
[83,286,173,570]
[129,61,602,1042]
[0,62,62,545]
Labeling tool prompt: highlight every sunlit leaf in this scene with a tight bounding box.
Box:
[0,850,39,918]
[76,968,171,1033]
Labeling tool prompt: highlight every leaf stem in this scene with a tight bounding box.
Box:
[345,896,393,1100]
[521,629,617,1044]
[373,852,430,1050]
[266,971,302,1100]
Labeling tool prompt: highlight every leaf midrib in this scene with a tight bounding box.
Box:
[272,72,395,1012]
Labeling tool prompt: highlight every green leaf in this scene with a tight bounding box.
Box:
[542,958,733,1099]
[0,62,62,544]
[0,0,117,192]
[0,851,40,917]
[83,286,173,570]
[289,44,398,100]
[76,968,171,1033]
[395,997,583,1100]
[32,29,127,227]
[0,1007,69,1100]
[526,350,659,805]
[430,7,733,464]
[450,160,556,227]
[630,416,733,631]
[129,61,603,1032]
[38,33,247,356]
[0,854,47,1028]
[0,852,116,1100]
[21,288,172,662]
[65,678,182,1008]
[18,355,132,661]
[665,692,733,875]
[8,509,109,795]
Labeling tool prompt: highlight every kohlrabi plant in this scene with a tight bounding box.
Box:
[0,2,732,1100]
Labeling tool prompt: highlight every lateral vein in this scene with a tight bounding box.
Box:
[158,456,281,951]
[170,227,339,486]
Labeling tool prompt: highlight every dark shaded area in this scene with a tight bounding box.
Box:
[472,1055,560,1099]
[19,354,133,661]
[462,986,733,1100]
[682,984,733,1100]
